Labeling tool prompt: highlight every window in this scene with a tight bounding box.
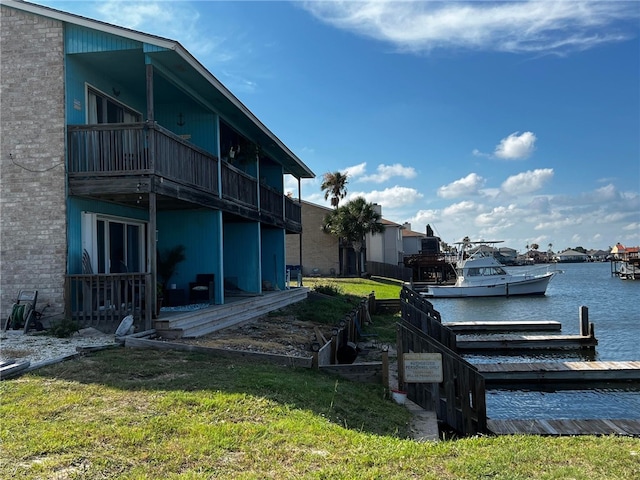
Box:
[83,213,147,273]
[87,86,141,124]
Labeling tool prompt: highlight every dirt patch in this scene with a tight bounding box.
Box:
[161,314,387,362]
[162,315,334,357]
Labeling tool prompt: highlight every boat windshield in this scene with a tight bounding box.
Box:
[466,267,508,276]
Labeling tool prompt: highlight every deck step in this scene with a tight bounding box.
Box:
[154,288,308,338]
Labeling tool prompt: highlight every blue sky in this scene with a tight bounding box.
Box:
[37,0,639,252]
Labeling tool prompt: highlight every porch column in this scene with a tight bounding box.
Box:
[298,176,303,286]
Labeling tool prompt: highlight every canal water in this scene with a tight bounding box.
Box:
[427,261,640,420]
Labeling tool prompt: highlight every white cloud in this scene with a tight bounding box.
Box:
[302,1,637,55]
[409,209,440,227]
[360,163,417,183]
[442,200,480,217]
[494,132,537,160]
[342,162,367,179]
[348,186,423,208]
[501,168,554,195]
[437,173,485,199]
[95,1,219,59]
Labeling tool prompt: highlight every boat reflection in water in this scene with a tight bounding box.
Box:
[422,240,559,298]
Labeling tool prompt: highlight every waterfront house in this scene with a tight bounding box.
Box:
[0,0,314,331]
[554,249,589,263]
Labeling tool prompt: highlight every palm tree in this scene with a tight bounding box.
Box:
[321,171,348,208]
[323,197,385,276]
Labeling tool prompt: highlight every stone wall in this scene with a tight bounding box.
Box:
[0,6,67,321]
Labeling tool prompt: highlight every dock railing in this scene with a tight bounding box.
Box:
[398,285,487,435]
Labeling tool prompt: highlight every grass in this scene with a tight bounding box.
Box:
[2,277,638,478]
[1,349,638,479]
[303,275,404,299]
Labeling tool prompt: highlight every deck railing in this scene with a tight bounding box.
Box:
[67,123,301,227]
[65,273,153,331]
[68,122,218,193]
[260,184,284,219]
[284,197,301,224]
[220,161,258,208]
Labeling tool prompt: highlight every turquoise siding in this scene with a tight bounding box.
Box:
[157,210,222,302]
[155,108,219,155]
[261,228,286,290]
[67,197,148,274]
[261,163,284,191]
[65,24,142,54]
[224,222,261,294]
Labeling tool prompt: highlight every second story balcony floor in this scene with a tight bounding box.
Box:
[67,122,302,232]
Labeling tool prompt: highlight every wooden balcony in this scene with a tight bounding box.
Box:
[67,123,302,231]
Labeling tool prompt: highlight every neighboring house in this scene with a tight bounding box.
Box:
[401,223,426,256]
[588,249,610,261]
[497,247,518,265]
[610,243,639,260]
[286,200,405,277]
[1,0,314,327]
[554,249,589,263]
[285,201,339,277]
[366,205,404,267]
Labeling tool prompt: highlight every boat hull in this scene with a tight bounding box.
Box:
[422,273,555,298]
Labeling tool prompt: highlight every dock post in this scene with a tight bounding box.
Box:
[579,306,589,337]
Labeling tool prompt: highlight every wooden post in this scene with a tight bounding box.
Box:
[396,324,405,391]
[380,349,389,390]
[580,306,589,337]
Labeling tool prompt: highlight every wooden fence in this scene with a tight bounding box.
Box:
[400,286,456,351]
[366,261,413,282]
[398,286,487,435]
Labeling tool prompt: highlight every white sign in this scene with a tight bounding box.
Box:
[403,353,443,383]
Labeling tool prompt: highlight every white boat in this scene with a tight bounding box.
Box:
[421,241,558,298]
[618,261,639,280]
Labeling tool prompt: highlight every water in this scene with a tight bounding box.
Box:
[426,262,640,420]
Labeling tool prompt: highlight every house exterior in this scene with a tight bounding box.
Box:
[1,0,314,329]
[610,243,639,261]
[400,224,426,256]
[366,206,404,267]
[554,249,589,263]
[285,201,339,276]
[286,200,403,277]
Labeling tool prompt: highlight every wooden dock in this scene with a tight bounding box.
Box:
[444,320,562,333]
[477,361,640,384]
[457,333,597,352]
[488,418,640,436]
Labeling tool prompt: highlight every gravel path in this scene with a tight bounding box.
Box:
[1,328,119,366]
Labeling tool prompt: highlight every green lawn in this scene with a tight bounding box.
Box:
[303,275,404,299]
[2,278,638,478]
[1,348,638,479]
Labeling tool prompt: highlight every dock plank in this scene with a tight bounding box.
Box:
[488,418,640,436]
[444,321,562,333]
[477,361,640,383]
[457,334,597,351]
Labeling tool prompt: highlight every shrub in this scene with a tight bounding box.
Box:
[312,281,343,296]
[48,318,80,338]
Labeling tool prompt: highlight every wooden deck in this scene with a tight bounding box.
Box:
[477,361,640,383]
[488,418,640,436]
[444,320,562,333]
[457,333,597,351]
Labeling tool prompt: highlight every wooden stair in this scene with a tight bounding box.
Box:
[154,288,309,339]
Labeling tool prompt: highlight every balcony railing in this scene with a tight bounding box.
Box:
[221,161,258,208]
[65,273,153,331]
[261,184,283,218]
[67,123,301,228]
[68,122,218,193]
